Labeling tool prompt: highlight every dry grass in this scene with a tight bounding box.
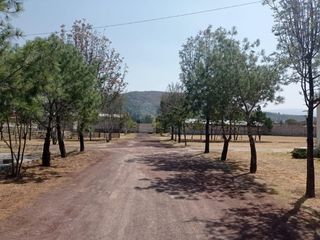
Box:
[161,135,320,211]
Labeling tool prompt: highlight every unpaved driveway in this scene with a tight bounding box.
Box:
[0,134,318,240]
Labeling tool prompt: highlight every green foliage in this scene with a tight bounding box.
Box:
[180,26,227,118]
[0,43,42,177]
[120,112,137,131]
[285,118,298,125]
[250,107,274,130]
[0,0,23,54]
[22,35,100,127]
[158,83,188,131]
[291,148,320,159]
[235,39,282,120]
[291,148,307,159]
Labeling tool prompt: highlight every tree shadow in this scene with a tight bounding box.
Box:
[0,165,64,184]
[136,139,177,149]
[133,152,276,201]
[187,198,320,240]
[132,151,320,239]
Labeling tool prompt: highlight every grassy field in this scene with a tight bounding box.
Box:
[161,135,320,211]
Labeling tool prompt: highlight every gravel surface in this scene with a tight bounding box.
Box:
[0,134,318,240]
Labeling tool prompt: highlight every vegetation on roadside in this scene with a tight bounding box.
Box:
[0,2,127,177]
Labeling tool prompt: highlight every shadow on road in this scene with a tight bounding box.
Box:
[187,200,319,240]
[134,152,275,201]
[132,150,320,239]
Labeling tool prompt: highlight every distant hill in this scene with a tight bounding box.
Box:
[265,112,307,123]
[122,91,165,122]
[122,91,308,123]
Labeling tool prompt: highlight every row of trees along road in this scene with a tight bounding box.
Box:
[0,2,127,177]
[161,0,320,198]
[176,27,282,174]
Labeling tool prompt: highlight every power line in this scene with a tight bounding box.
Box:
[23,1,262,37]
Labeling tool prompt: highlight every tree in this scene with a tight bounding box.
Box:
[180,27,235,153]
[285,118,298,125]
[0,45,41,177]
[250,107,273,141]
[235,39,282,173]
[209,27,241,161]
[61,20,127,147]
[26,36,98,165]
[265,0,320,198]
[75,80,101,151]
[159,83,189,144]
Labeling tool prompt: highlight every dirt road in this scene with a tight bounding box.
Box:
[0,134,317,240]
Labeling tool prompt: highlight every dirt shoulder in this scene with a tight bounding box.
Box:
[0,150,100,221]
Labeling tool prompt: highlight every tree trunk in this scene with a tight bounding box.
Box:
[6,118,15,176]
[51,128,57,145]
[89,132,92,141]
[28,122,32,141]
[56,115,66,158]
[306,106,315,197]
[42,125,51,167]
[183,124,187,146]
[178,125,181,143]
[248,132,257,173]
[204,117,210,153]
[0,123,3,141]
[305,59,316,198]
[171,126,174,140]
[221,134,231,161]
[78,122,85,152]
[79,131,85,152]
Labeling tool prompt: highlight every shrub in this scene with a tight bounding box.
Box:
[291,148,320,159]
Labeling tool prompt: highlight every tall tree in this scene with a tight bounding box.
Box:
[265,0,320,198]
[26,36,98,165]
[61,19,127,147]
[210,27,241,161]
[0,45,41,177]
[159,83,189,144]
[180,27,233,153]
[235,39,282,173]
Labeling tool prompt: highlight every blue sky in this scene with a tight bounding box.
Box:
[12,0,305,114]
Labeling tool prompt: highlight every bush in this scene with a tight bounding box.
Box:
[291,148,320,159]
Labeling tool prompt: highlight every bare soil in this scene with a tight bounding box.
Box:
[0,134,319,240]
[165,135,320,208]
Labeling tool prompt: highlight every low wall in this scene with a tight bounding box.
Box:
[270,124,316,137]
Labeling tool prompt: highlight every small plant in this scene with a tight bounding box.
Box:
[291,148,307,159]
[291,148,320,159]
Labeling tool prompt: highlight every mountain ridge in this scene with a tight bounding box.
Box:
[122,90,307,123]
